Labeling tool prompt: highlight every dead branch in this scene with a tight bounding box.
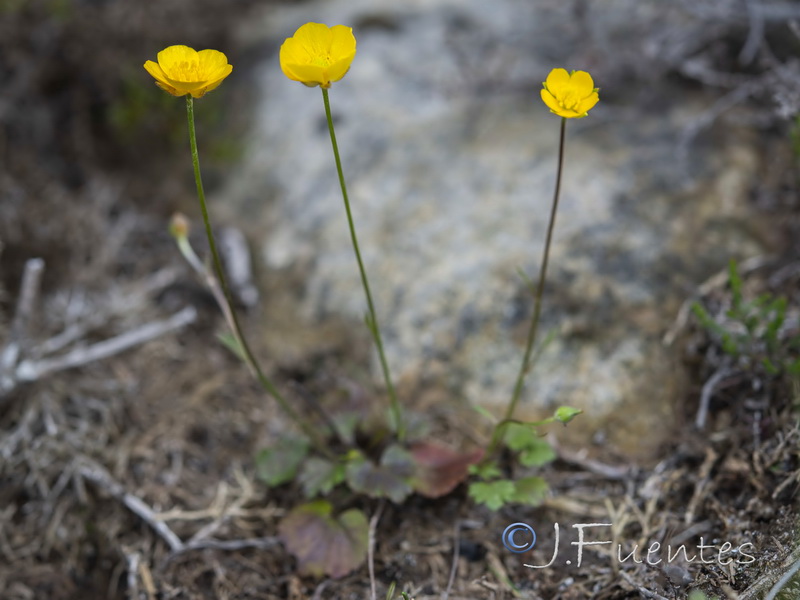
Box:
[368,500,385,600]
[34,267,181,358]
[177,537,280,554]
[1,306,196,398]
[1,258,44,381]
[441,519,461,600]
[695,366,736,430]
[76,458,184,552]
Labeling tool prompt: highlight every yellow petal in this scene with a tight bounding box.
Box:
[540,89,563,114]
[197,49,229,76]
[157,45,199,79]
[143,60,169,86]
[327,53,356,83]
[144,60,181,96]
[145,45,231,97]
[280,63,304,84]
[329,25,357,59]
[280,38,309,79]
[191,64,234,97]
[280,23,356,87]
[569,70,595,96]
[544,68,570,96]
[155,81,181,96]
[576,91,599,114]
[162,75,208,94]
[283,62,327,87]
[293,22,334,57]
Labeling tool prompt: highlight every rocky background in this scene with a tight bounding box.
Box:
[223,0,800,453]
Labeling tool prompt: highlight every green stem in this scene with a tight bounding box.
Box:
[185,96,331,457]
[504,117,567,422]
[321,87,404,440]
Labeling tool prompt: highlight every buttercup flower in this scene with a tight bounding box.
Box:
[540,68,599,118]
[279,23,356,88]
[144,45,232,98]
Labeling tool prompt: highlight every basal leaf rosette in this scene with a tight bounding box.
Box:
[280,22,356,88]
[541,68,599,118]
[144,45,232,98]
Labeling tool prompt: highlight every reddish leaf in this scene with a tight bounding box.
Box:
[345,445,415,503]
[278,500,369,578]
[410,441,484,498]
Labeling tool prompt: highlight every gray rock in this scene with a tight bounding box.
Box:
[225,0,770,454]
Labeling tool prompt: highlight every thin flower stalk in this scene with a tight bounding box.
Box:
[503,68,598,426]
[321,87,404,440]
[278,23,403,439]
[184,96,331,456]
[504,117,567,422]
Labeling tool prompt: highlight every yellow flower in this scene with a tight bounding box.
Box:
[279,23,356,89]
[144,45,232,98]
[540,68,599,118]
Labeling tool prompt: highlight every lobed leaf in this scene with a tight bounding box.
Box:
[278,500,369,578]
[469,460,502,480]
[503,422,539,452]
[345,445,415,503]
[255,437,309,486]
[468,480,516,511]
[299,457,346,498]
[509,476,549,506]
[518,438,556,467]
[502,423,556,466]
[409,441,483,498]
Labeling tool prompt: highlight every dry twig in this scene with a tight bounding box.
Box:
[441,519,461,600]
[695,366,735,430]
[1,258,44,385]
[368,500,386,600]
[0,262,195,400]
[14,306,197,385]
[76,458,184,552]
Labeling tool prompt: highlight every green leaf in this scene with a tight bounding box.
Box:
[345,445,415,503]
[765,297,786,349]
[255,437,309,486]
[331,411,360,445]
[504,422,539,452]
[761,357,779,376]
[692,302,725,337]
[469,460,502,480]
[503,422,556,467]
[516,266,536,293]
[385,582,396,600]
[502,424,556,466]
[518,438,556,467]
[472,404,497,424]
[299,457,346,498]
[554,405,582,424]
[217,332,246,361]
[278,500,369,578]
[468,480,516,511]
[787,358,800,376]
[509,476,549,506]
[721,334,740,356]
